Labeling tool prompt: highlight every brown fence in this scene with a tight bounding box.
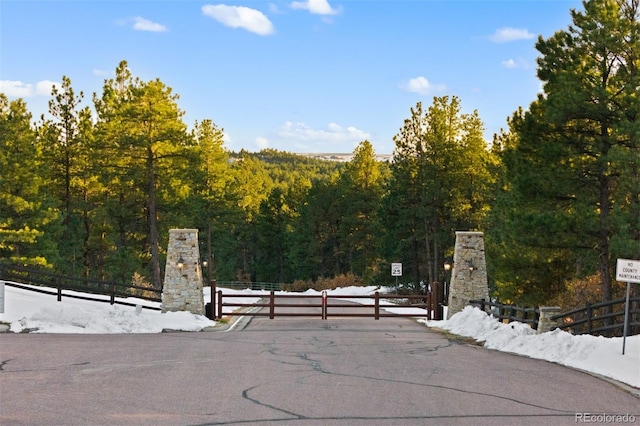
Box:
[469,297,640,337]
[469,299,540,329]
[0,264,162,310]
[209,281,442,321]
[551,296,640,337]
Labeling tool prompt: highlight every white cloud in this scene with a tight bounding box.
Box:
[92,69,109,77]
[0,80,33,97]
[290,0,341,15]
[489,27,535,43]
[278,121,370,149]
[255,136,269,149]
[202,5,275,36]
[132,16,168,32]
[0,79,59,97]
[501,58,529,69]
[401,76,446,95]
[35,80,57,95]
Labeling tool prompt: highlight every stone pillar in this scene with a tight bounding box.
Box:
[537,306,561,334]
[162,229,205,315]
[446,231,489,319]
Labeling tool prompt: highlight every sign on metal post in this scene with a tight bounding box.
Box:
[391,263,402,277]
[391,263,402,295]
[616,258,640,355]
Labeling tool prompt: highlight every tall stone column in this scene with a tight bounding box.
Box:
[162,229,205,315]
[446,231,489,319]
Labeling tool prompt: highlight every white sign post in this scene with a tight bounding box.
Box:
[615,258,640,355]
[391,263,402,294]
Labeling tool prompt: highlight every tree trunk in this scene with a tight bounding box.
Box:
[147,145,162,289]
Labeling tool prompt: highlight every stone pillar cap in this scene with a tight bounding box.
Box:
[455,231,484,236]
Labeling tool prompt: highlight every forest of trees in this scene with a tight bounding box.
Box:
[1,0,638,307]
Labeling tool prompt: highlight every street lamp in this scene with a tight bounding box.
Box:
[443,260,453,304]
[177,256,185,271]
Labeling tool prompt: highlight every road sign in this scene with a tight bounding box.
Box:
[391,263,402,277]
[616,258,640,283]
[615,258,640,355]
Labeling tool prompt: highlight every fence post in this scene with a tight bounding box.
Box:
[110,282,115,305]
[217,290,223,320]
[210,279,216,320]
[56,276,62,302]
[586,302,592,334]
[479,298,486,313]
[322,290,327,320]
[269,291,275,319]
[373,291,380,320]
[432,282,441,320]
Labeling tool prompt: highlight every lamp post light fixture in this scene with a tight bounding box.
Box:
[177,255,185,271]
[468,259,477,273]
[443,260,453,305]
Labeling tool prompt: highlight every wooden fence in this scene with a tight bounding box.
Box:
[469,297,640,337]
[469,299,540,329]
[551,296,640,337]
[0,264,162,310]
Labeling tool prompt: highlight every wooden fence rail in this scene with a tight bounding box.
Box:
[0,264,162,309]
[469,297,640,337]
[551,296,640,337]
[215,290,436,320]
[469,299,540,329]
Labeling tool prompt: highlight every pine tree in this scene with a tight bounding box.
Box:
[494,0,640,303]
[0,95,60,266]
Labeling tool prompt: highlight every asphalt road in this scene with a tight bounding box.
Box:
[1,305,639,425]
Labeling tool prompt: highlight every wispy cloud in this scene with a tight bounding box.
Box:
[278,121,370,150]
[202,4,275,36]
[0,79,58,97]
[290,0,342,15]
[132,16,168,32]
[255,136,270,149]
[489,27,534,43]
[92,69,109,77]
[501,58,529,69]
[400,76,446,95]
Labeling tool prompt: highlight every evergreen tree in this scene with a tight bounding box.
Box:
[0,95,60,266]
[384,97,491,288]
[493,0,640,303]
[93,60,191,287]
[339,140,386,281]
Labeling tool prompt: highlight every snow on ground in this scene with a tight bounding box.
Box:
[1,282,638,389]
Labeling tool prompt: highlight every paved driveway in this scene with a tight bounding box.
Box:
[1,314,638,425]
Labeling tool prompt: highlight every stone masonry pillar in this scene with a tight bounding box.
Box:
[537,306,562,334]
[162,229,205,315]
[446,231,489,319]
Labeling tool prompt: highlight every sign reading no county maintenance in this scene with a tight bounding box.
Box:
[616,258,640,284]
[391,263,402,277]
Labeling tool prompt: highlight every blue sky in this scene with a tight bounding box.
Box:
[1,0,583,154]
